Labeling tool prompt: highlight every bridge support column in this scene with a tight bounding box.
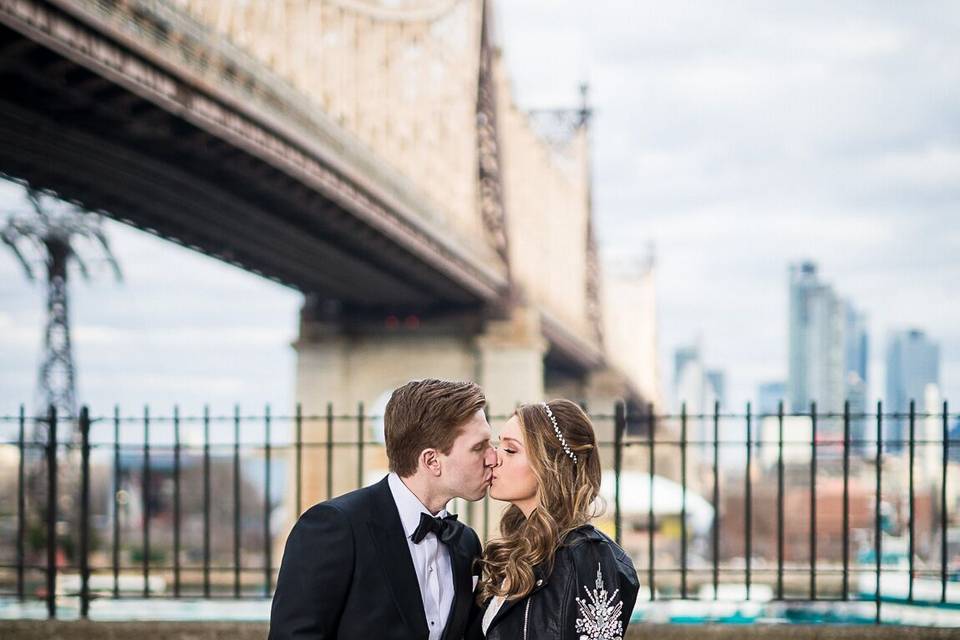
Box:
[285,304,485,559]
[475,306,547,417]
[584,368,631,470]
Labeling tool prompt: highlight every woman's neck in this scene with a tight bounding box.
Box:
[513,497,538,518]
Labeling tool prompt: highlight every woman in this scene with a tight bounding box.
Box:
[470,399,639,640]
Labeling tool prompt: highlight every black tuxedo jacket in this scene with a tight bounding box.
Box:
[269,476,482,640]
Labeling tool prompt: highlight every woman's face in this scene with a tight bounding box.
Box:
[490,415,539,513]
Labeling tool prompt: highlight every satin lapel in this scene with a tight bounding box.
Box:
[367,478,428,638]
[440,544,474,640]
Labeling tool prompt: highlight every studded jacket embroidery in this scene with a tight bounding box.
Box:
[574,564,624,640]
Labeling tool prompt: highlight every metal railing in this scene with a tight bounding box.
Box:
[1,400,958,623]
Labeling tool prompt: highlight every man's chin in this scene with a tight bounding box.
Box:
[466,485,490,502]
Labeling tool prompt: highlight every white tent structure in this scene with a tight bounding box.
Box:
[599,470,715,536]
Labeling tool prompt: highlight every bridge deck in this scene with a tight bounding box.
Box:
[0,0,507,314]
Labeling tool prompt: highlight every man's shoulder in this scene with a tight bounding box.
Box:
[299,479,387,525]
[327,480,382,512]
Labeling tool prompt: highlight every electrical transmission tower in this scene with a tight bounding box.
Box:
[2,184,122,441]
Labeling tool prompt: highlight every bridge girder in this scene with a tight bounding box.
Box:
[0,0,507,316]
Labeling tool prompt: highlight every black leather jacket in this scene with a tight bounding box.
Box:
[468,525,639,640]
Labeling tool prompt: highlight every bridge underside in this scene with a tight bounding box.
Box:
[0,9,500,316]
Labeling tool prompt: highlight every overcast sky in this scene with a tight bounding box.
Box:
[1,1,958,421]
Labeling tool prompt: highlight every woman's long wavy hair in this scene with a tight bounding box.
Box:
[476,399,602,604]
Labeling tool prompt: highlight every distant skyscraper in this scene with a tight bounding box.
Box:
[885,329,940,452]
[674,345,705,414]
[787,262,869,442]
[705,370,726,409]
[673,344,724,455]
[844,304,869,451]
[757,381,787,416]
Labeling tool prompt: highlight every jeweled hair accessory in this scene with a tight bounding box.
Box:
[541,402,578,464]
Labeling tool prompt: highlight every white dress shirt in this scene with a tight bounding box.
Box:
[387,472,455,640]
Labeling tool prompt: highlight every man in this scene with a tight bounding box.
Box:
[269,378,497,640]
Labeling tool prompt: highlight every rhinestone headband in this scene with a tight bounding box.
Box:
[541,402,577,464]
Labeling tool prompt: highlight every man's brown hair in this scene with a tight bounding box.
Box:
[384,379,486,477]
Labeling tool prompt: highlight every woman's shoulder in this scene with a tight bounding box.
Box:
[560,523,615,549]
[559,524,636,571]
[556,524,640,600]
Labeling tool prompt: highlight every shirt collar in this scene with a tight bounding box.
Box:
[387,472,449,539]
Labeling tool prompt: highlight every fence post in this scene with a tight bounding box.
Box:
[745,402,752,601]
[680,402,688,599]
[142,405,151,598]
[16,405,25,602]
[875,401,883,624]
[942,400,949,605]
[203,405,211,598]
[647,402,655,601]
[112,405,120,599]
[908,399,916,602]
[173,405,182,598]
[842,400,850,600]
[234,404,242,598]
[810,401,818,600]
[295,403,303,517]
[614,401,625,547]
[712,400,720,601]
[776,400,784,600]
[264,404,273,597]
[45,404,58,619]
[79,406,91,619]
[326,403,334,500]
[357,402,365,489]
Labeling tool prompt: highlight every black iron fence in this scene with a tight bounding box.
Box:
[1,400,959,624]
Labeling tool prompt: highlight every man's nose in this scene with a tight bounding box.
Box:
[484,445,498,467]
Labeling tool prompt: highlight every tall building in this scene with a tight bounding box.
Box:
[885,329,940,452]
[705,370,726,409]
[844,305,869,451]
[787,262,869,443]
[757,381,787,416]
[673,344,724,456]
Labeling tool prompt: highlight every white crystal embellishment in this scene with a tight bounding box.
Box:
[574,564,624,640]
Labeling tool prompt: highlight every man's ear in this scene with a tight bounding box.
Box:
[420,448,441,476]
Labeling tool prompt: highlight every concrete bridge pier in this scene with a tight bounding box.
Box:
[286,302,553,539]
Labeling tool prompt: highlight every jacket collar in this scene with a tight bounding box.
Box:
[367,476,429,637]
[387,472,450,541]
[367,475,476,640]
[487,560,551,630]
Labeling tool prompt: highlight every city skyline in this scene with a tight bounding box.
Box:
[498,1,959,410]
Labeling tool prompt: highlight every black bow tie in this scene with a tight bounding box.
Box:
[411,512,460,545]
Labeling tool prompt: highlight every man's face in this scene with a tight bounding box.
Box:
[438,409,497,501]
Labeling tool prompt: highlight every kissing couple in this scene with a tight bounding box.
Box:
[269,378,639,640]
